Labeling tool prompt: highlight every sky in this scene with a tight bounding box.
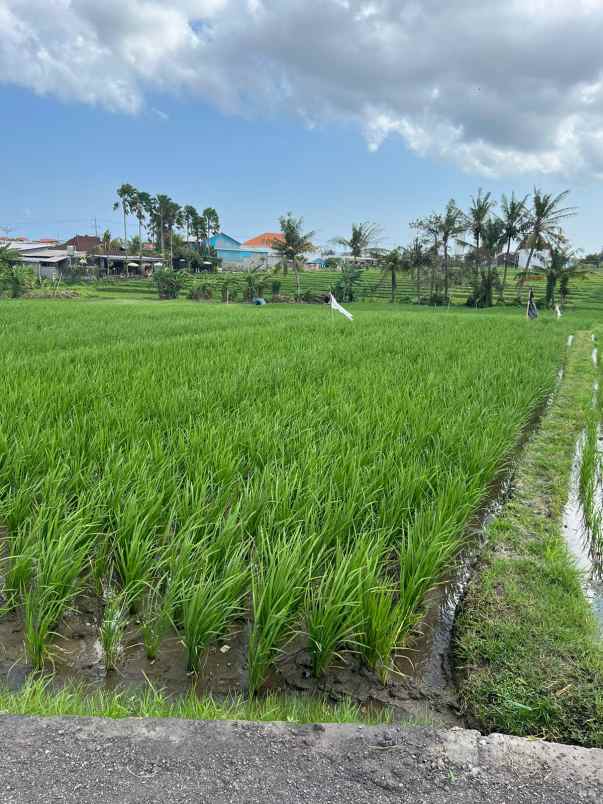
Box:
[1,0,603,252]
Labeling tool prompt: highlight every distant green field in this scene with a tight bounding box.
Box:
[0,301,578,693]
[93,266,603,310]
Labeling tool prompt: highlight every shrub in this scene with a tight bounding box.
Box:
[0,266,34,298]
[189,281,213,301]
[152,269,186,299]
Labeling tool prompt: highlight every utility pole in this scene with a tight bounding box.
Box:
[94,217,98,238]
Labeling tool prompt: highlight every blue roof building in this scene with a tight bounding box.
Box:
[202,233,280,267]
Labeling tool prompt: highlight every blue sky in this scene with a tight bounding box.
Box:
[2,1,603,252]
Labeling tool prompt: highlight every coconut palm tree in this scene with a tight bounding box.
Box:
[377,248,408,303]
[333,222,381,259]
[403,236,431,304]
[497,192,529,302]
[439,200,466,301]
[464,189,496,282]
[524,237,587,308]
[272,213,316,300]
[477,217,506,307]
[113,184,137,257]
[411,213,442,300]
[130,190,151,271]
[521,187,577,274]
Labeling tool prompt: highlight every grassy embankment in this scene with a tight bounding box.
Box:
[455,331,603,748]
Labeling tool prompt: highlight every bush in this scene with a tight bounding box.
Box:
[152,269,186,300]
[188,281,213,301]
[271,280,281,299]
[0,266,34,298]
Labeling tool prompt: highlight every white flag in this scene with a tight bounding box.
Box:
[329,293,353,321]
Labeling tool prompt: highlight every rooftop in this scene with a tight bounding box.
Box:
[243,233,284,248]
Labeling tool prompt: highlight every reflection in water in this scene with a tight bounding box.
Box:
[563,435,603,632]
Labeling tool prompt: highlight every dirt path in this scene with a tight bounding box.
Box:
[1,716,601,803]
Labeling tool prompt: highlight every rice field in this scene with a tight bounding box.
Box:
[0,300,569,696]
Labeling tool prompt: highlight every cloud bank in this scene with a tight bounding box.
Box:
[3,0,603,176]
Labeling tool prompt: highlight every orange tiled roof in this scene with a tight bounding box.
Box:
[243,232,284,248]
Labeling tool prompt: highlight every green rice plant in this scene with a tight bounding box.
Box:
[21,505,96,667]
[247,531,320,694]
[100,586,129,672]
[112,496,165,606]
[140,577,177,661]
[2,522,36,612]
[578,415,603,568]
[181,545,248,673]
[304,536,379,677]
[23,584,65,670]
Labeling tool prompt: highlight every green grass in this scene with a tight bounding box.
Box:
[0,677,393,725]
[0,299,579,696]
[455,331,603,748]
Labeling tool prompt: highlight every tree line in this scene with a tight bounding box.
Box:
[327,188,581,308]
[110,184,221,269]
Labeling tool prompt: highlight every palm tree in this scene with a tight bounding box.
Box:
[131,190,151,271]
[271,213,315,300]
[439,200,466,301]
[334,222,381,259]
[403,236,431,304]
[465,189,496,285]
[378,248,407,303]
[518,189,577,300]
[411,213,442,299]
[113,184,137,258]
[497,192,529,302]
[526,237,587,308]
[477,218,506,307]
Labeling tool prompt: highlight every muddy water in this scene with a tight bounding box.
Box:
[562,436,603,632]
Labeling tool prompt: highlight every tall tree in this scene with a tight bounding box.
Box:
[518,189,577,300]
[202,207,220,248]
[403,235,431,305]
[439,200,466,301]
[334,222,381,259]
[476,217,505,307]
[524,237,587,308]
[411,213,442,300]
[113,184,137,258]
[271,213,315,300]
[497,192,529,302]
[378,248,407,303]
[131,190,151,270]
[465,189,496,288]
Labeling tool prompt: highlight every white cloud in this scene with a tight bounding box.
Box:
[2,0,603,177]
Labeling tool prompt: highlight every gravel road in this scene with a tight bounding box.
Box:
[1,716,601,803]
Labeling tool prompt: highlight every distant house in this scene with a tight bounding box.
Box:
[62,235,101,254]
[242,232,284,249]
[4,241,82,279]
[195,232,282,269]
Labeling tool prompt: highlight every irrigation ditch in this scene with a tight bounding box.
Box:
[454,330,603,747]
